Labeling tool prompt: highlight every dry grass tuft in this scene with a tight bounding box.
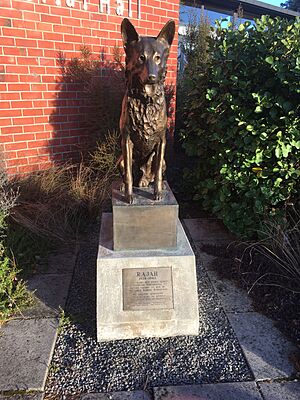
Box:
[9,131,120,242]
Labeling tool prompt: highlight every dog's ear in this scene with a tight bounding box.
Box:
[156,20,175,47]
[121,18,139,49]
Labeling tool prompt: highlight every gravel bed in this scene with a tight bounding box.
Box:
[45,224,252,397]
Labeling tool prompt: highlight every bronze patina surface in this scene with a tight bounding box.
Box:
[112,180,178,250]
[118,18,175,203]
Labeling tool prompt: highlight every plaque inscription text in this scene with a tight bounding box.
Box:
[122,267,174,311]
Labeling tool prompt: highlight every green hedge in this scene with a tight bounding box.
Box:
[182,16,300,237]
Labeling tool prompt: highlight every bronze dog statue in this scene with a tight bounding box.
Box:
[119,18,175,204]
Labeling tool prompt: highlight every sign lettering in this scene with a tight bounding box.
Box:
[39,0,141,18]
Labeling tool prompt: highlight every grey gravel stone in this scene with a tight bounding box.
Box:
[153,382,263,399]
[44,225,252,397]
[0,319,58,391]
[228,312,297,380]
[259,381,300,400]
[183,218,236,244]
[81,390,152,399]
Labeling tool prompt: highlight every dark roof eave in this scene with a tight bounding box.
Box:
[181,0,300,20]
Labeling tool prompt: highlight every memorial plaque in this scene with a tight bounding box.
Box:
[122,267,174,311]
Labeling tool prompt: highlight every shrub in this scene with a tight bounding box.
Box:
[0,154,32,320]
[181,16,300,237]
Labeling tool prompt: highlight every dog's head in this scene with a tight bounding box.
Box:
[121,18,175,96]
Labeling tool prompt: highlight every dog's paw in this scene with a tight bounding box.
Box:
[139,178,149,188]
[120,183,125,192]
[153,191,163,201]
[126,194,134,204]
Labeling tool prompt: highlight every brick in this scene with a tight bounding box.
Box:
[53,24,73,34]
[13,20,35,30]
[12,0,34,11]
[0,101,10,108]
[6,65,28,74]
[12,116,34,125]
[3,47,25,56]
[4,74,20,82]
[21,92,43,100]
[0,118,11,127]
[23,11,40,22]
[63,34,83,43]
[23,108,43,116]
[4,151,17,160]
[26,30,43,39]
[14,133,35,141]
[36,22,52,32]
[0,0,12,7]
[34,4,50,14]
[62,17,81,27]
[0,134,14,143]
[0,55,16,64]
[5,142,28,151]
[1,126,21,134]
[35,132,51,140]
[1,37,15,46]
[17,164,39,173]
[34,116,48,124]
[0,92,20,101]
[0,109,21,118]
[28,155,51,164]
[1,18,12,27]
[8,83,30,91]
[15,39,38,48]
[11,100,33,108]
[17,148,38,158]
[27,48,43,57]
[40,14,61,24]
[37,40,55,49]
[28,139,49,148]
[50,6,71,16]
[43,32,64,41]
[17,57,38,66]
[2,27,26,38]
[0,9,22,19]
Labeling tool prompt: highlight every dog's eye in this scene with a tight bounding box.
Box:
[154,55,161,62]
[139,55,146,63]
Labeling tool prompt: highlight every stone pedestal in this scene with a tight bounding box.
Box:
[96,181,199,342]
[112,181,178,251]
[97,213,199,342]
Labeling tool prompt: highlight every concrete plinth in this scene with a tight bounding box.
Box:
[97,213,199,342]
[112,181,178,251]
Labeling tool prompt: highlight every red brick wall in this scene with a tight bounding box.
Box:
[0,0,179,174]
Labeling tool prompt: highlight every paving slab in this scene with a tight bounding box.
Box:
[19,273,72,318]
[0,394,43,400]
[81,391,152,399]
[153,382,262,399]
[228,312,297,380]
[183,218,236,244]
[259,381,300,400]
[40,249,77,275]
[0,318,58,391]
[206,269,253,313]
[195,247,253,312]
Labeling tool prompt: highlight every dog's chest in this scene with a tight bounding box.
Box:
[127,94,166,141]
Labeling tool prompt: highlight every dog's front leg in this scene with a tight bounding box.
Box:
[154,137,166,201]
[123,135,133,204]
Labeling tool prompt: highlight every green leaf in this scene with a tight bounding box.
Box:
[265,56,274,65]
